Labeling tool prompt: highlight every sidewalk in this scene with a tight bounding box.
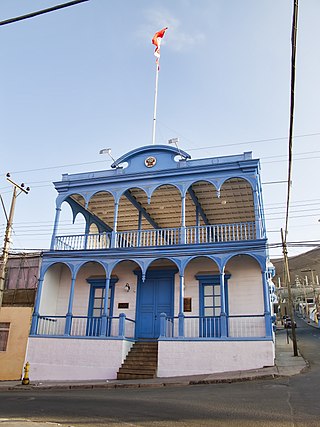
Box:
[0,329,307,392]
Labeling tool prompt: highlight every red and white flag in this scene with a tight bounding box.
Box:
[152,27,168,61]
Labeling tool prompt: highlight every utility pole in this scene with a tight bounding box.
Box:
[0,174,30,310]
[281,228,298,356]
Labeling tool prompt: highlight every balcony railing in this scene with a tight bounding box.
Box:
[161,314,266,339]
[33,314,267,339]
[54,222,259,251]
[35,314,135,339]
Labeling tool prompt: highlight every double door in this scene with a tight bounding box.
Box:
[136,273,174,339]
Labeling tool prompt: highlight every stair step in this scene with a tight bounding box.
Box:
[117,373,155,380]
[125,354,158,360]
[117,341,158,380]
[122,361,157,367]
[118,367,156,375]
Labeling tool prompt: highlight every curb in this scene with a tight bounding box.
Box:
[2,372,284,392]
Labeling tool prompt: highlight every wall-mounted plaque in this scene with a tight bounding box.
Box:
[183,297,192,312]
[118,303,129,309]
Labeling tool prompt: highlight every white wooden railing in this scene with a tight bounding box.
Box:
[55,222,258,251]
[228,315,266,337]
[161,315,266,339]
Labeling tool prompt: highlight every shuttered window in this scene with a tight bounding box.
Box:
[0,323,10,351]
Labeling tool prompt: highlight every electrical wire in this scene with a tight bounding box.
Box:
[0,0,89,27]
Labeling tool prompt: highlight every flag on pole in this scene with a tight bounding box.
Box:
[152,27,168,61]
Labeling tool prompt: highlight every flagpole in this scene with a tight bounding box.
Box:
[152,61,160,145]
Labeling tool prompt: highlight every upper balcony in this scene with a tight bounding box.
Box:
[50,145,266,253]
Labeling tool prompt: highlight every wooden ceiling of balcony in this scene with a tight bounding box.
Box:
[70,178,255,231]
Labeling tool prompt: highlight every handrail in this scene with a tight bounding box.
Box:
[55,221,258,250]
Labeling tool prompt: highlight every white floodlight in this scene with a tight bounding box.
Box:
[99,148,116,163]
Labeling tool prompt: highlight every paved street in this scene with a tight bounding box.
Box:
[0,318,319,427]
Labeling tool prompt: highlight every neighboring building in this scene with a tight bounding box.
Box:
[273,248,320,323]
[0,253,40,380]
[26,145,275,381]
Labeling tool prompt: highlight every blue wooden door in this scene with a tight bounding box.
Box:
[137,273,174,339]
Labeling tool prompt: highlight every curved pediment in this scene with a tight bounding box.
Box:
[111,145,191,173]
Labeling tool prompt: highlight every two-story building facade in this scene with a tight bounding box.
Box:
[26,145,275,381]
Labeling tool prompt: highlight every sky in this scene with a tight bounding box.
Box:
[0,0,319,260]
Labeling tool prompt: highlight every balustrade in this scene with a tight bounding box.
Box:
[55,222,257,250]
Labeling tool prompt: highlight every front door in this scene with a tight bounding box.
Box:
[136,271,175,339]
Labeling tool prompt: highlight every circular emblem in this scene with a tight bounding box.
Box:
[144,156,157,168]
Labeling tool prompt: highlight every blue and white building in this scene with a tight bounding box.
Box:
[26,145,275,381]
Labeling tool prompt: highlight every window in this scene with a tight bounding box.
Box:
[0,323,10,351]
[203,284,221,316]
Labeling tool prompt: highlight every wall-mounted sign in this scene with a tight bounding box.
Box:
[183,297,192,313]
[118,303,129,309]
[144,156,157,168]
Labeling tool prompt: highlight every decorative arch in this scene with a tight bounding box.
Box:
[218,175,256,192]
[182,255,220,275]
[223,252,265,272]
[144,257,181,275]
[148,184,183,229]
[39,262,73,316]
[117,187,151,232]
[184,180,219,227]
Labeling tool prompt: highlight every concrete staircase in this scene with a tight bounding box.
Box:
[117,341,158,380]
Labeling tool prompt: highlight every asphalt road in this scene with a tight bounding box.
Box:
[0,318,319,427]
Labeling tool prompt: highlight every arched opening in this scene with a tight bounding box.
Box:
[186,181,217,227]
[149,185,182,229]
[87,191,115,230]
[38,263,72,335]
[225,254,265,337]
[71,261,108,336]
[183,256,222,338]
[58,194,86,236]
[109,260,143,338]
[136,258,178,339]
[117,187,149,232]
[219,178,255,224]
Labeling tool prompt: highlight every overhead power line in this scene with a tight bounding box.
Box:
[0,0,89,27]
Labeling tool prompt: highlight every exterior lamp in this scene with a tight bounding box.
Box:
[99,148,116,163]
[124,283,131,292]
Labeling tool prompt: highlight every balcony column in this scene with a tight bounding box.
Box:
[83,219,90,250]
[100,275,111,336]
[50,206,61,250]
[220,271,227,338]
[137,210,142,247]
[64,275,77,335]
[253,189,261,239]
[178,274,185,337]
[181,194,186,244]
[111,200,119,248]
[196,206,200,243]
[30,276,44,335]
[262,270,272,337]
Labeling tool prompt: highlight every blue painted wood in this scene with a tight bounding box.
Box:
[124,190,160,229]
[197,274,230,338]
[136,270,175,339]
[86,278,117,337]
[188,187,209,225]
